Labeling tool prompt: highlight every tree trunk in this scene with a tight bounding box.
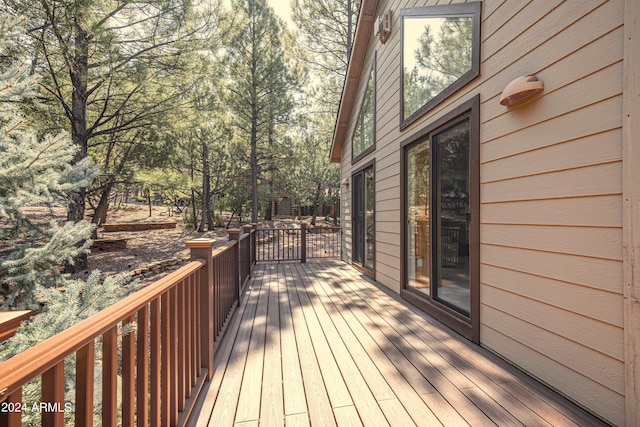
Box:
[251,117,259,223]
[311,182,321,227]
[199,141,211,232]
[64,20,90,273]
[207,194,216,229]
[92,180,114,227]
[191,188,198,231]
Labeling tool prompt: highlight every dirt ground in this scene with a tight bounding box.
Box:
[18,203,333,285]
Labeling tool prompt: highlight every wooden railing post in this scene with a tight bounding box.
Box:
[185,238,216,381]
[227,229,241,301]
[242,225,253,276]
[250,224,257,266]
[301,223,307,263]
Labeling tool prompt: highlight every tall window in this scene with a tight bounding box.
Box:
[352,56,376,161]
[353,163,375,273]
[400,3,480,129]
[402,95,479,342]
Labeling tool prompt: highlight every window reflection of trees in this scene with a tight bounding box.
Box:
[403,16,473,119]
[353,68,375,158]
[436,121,469,219]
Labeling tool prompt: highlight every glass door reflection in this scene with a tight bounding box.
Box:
[434,119,470,315]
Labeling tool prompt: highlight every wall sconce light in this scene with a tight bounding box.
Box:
[376,10,392,44]
[499,75,544,106]
[341,178,350,187]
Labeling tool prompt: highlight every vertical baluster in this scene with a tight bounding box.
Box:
[195,271,201,374]
[160,292,170,427]
[150,298,161,426]
[193,272,200,379]
[185,276,193,391]
[122,315,136,427]
[214,255,221,338]
[0,387,22,426]
[75,342,94,427]
[102,327,118,427]
[42,361,64,427]
[75,341,95,427]
[169,287,178,425]
[137,305,149,427]
[178,280,186,410]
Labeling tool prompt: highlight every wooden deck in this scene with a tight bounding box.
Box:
[189,260,607,427]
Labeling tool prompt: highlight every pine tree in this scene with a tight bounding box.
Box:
[0,14,97,309]
[226,0,296,223]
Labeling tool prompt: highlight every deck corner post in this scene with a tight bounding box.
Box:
[185,238,216,380]
[227,229,242,301]
[242,225,254,275]
[301,223,307,263]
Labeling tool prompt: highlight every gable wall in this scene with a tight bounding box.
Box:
[339,0,625,424]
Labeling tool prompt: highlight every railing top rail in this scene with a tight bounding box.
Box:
[255,227,302,232]
[0,259,205,400]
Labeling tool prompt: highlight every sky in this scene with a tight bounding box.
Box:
[266,0,294,29]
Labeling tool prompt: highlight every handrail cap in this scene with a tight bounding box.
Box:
[185,238,216,249]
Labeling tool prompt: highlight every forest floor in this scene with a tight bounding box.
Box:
[20,203,334,286]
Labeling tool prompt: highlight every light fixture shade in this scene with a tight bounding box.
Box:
[341,178,349,186]
[499,75,544,106]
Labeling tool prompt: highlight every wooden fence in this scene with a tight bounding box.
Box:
[0,227,256,427]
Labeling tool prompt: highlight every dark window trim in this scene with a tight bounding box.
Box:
[351,159,376,279]
[400,94,480,343]
[352,52,377,164]
[399,2,481,130]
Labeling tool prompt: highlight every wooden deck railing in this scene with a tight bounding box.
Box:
[0,226,256,427]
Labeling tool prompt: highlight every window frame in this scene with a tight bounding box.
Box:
[400,95,480,343]
[352,53,377,164]
[399,2,481,130]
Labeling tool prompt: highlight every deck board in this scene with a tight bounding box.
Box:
[190,260,608,427]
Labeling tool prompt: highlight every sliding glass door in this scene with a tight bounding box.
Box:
[433,120,470,315]
[403,96,479,342]
[353,165,374,272]
[407,118,470,315]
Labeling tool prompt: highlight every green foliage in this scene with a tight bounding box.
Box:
[292,0,361,114]
[0,14,97,308]
[226,0,297,222]
[0,271,138,360]
[404,17,473,117]
[0,271,139,426]
[285,117,340,221]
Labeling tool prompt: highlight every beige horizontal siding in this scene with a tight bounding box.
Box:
[481,195,622,227]
[337,0,625,423]
[481,96,622,162]
[482,244,623,294]
[482,224,622,261]
[481,264,623,327]
[482,129,622,182]
[481,316,625,426]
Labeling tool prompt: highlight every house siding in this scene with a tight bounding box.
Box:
[338,0,625,424]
